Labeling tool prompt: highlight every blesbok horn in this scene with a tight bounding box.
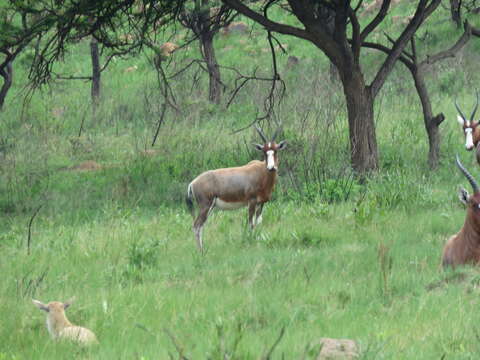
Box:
[456,155,479,193]
[470,90,479,122]
[455,99,467,122]
[255,124,268,143]
[271,126,282,142]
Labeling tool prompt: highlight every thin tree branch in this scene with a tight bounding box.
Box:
[383,32,414,60]
[163,328,189,360]
[360,0,392,43]
[261,326,286,360]
[361,41,415,71]
[369,0,441,98]
[411,36,418,65]
[54,74,93,81]
[420,20,471,66]
[27,204,43,256]
[221,0,313,41]
[349,8,361,59]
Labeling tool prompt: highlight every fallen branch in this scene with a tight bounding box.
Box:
[261,326,286,360]
[27,204,43,255]
[163,328,190,360]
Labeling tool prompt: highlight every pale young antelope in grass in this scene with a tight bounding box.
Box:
[455,92,479,155]
[32,298,98,345]
[442,156,480,268]
[186,125,286,252]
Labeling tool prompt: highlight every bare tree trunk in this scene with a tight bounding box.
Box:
[450,0,462,28]
[200,32,222,104]
[412,67,444,169]
[0,61,13,111]
[90,36,101,115]
[329,62,339,82]
[341,70,379,173]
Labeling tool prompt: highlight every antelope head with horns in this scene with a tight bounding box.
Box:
[185,124,286,252]
[442,155,480,268]
[455,92,479,151]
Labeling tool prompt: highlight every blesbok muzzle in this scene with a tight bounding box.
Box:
[465,128,474,151]
[266,150,277,171]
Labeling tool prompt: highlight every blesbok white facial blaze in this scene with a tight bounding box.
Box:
[266,150,275,170]
[465,128,474,150]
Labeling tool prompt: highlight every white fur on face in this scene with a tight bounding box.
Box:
[465,127,474,150]
[266,150,275,170]
[457,115,465,126]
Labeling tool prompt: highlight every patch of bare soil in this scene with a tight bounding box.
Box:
[317,338,358,359]
[67,160,103,172]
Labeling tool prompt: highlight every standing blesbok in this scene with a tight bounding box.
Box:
[442,155,480,268]
[455,92,479,156]
[32,298,98,345]
[186,125,286,252]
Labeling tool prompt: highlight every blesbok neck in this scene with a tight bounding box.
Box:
[462,210,480,243]
[262,161,277,185]
[48,313,73,337]
[474,126,480,146]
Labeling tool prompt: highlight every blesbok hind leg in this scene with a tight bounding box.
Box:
[255,203,264,226]
[248,200,257,229]
[193,200,215,252]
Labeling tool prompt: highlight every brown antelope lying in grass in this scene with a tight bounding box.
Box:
[186,125,286,252]
[32,298,98,345]
[455,92,479,157]
[442,156,480,268]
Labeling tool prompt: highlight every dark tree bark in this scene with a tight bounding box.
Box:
[180,0,234,104]
[90,36,101,110]
[342,69,378,173]
[363,21,472,169]
[221,0,441,174]
[329,61,339,82]
[450,0,462,28]
[199,22,222,103]
[412,67,444,168]
[0,60,13,111]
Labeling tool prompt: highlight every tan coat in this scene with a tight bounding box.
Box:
[32,300,98,345]
[442,204,480,267]
[189,160,277,208]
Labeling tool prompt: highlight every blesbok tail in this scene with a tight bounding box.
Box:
[186,183,195,216]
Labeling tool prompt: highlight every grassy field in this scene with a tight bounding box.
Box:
[2,3,480,359]
[3,197,480,359]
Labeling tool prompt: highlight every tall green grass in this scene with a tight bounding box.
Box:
[1,3,480,359]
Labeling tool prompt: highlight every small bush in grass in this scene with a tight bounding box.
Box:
[122,238,160,284]
[366,170,435,210]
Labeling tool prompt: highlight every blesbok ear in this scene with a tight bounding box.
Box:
[457,115,465,126]
[63,297,75,309]
[458,187,470,205]
[32,299,49,312]
[253,143,264,151]
[277,140,286,150]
